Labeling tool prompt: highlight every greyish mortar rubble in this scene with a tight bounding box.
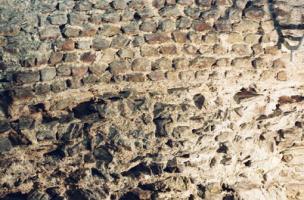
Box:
[0,0,304,199]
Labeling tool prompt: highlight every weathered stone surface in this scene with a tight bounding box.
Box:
[80,52,96,63]
[40,68,56,81]
[172,31,188,43]
[145,33,171,44]
[39,27,61,40]
[0,137,13,153]
[109,60,129,75]
[15,71,40,84]
[1,1,304,200]
[131,58,151,71]
[92,37,110,50]
[49,13,68,25]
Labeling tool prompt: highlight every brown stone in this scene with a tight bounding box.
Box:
[80,52,96,63]
[109,60,129,75]
[173,58,189,69]
[190,57,216,68]
[192,21,211,32]
[166,71,179,81]
[245,7,265,21]
[140,46,159,57]
[72,67,88,77]
[172,31,187,43]
[276,71,287,81]
[145,33,171,44]
[148,71,166,81]
[124,73,146,82]
[131,58,151,71]
[159,45,177,55]
[49,52,63,65]
[61,39,75,51]
[0,36,7,47]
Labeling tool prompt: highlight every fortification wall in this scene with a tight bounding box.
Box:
[0,0,304,199]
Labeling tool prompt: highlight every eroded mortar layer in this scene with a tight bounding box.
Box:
[0,0,304,199]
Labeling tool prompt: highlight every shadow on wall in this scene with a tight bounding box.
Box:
[267,0,304,51]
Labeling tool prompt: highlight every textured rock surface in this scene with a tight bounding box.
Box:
[0,0,304,199]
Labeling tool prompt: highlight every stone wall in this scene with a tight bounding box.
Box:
[0,0,304,199]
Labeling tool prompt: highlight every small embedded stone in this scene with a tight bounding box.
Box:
[178,0,193,5]
[72,67,88,77]
[40,68,56,81]
[245,6,265,21]
[140,46,159,57]
[92,37,110,50]
[159,19,176,32]
[109,60,129,75]
[144,33,171,44]
[172,31,187,43]
[49,52,63,65]
[49,13,68,25]
[159,45,177,55]
[76,40,91,49]
[35,84,51,95]
[100,25,121,37]
[276,71,287,81]
[61,39,75,51]
[68,12,88,25]
[57,65,71,76]
[192,20,211,32]
[15,71,40,84]
[11,87,34,99]
[124,73,146,82]
[131,58,151,71]
[140,20,158,32]
[64,53,78,62]
[51,80,67,93]
[152,57,172,70]
[122,23,139,35]
[190,57,216,68]
[111,35,130,48]
[159,6,181,17]
[0,121,10,133]
[63,26,81,37]
[0,36,7,47]
[173,58,189,69]
[39,26,61,40]
[0,137,13,153]
[117,49,134,59]
[80,52,96,63]
[193,94,205,109]
[102,12,120,23]
[111,0,127,10]
[176,17,192,29]
[148,71,166,81]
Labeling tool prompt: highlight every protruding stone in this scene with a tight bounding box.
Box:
[40,68,56,81]
[15,71,40,84]
[172,31,187,43]
[92,37,110,50]
[131,58,151,71]
[276,71,287,81]
[80,52,96,63]
[145,33,171,44]
[125,73,146,82]
[152,57,172,70]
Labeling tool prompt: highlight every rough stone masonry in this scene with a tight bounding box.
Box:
[0,0,304,199]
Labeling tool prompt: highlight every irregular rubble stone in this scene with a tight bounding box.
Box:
[1,1,304,200]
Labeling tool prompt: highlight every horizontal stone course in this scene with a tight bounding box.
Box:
[0,0,303,199]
